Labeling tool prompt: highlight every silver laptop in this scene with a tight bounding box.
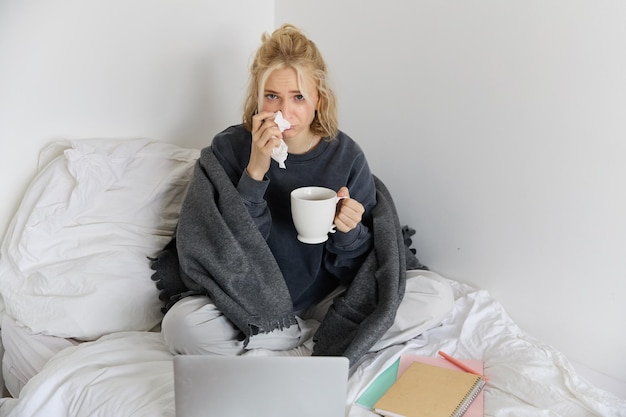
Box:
[173,355,349,417]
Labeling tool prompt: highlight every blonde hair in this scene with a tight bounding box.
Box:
[242,24,338,139]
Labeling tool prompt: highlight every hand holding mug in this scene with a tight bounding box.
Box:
[333,187,364,233]
[290,186,364,244]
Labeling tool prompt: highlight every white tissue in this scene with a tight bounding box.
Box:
[274,110,291,132]
[272,111,290,169]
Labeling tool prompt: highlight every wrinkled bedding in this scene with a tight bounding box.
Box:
[1,275,623,417]
[0,139,199,339]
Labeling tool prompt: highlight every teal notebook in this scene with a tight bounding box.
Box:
[355,358,400,409]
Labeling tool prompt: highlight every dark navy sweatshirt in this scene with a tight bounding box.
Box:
[211,125,376,312]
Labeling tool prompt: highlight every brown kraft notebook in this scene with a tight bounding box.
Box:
[373,360,486,417]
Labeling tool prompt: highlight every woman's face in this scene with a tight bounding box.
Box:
[261,66,319,141]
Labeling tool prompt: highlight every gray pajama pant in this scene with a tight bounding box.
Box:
[161,270,455,357]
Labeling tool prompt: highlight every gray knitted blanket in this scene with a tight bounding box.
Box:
[152,147,417,365]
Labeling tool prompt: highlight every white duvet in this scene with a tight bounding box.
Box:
[1,276,623,417]
[0,139,199,339]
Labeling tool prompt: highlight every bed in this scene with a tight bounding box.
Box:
[0,138,623,417]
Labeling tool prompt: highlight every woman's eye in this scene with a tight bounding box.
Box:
[265,94,278,100]
[295,95,305,101]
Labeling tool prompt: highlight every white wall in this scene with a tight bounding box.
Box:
[276,0,626,388]
[0,0,273,235]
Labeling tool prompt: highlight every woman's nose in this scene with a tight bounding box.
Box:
[279,101,292,118]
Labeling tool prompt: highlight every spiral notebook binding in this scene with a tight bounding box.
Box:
[450,377,486,417]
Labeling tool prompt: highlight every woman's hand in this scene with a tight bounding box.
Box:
[334,187,365,233]
[247,111,283,181]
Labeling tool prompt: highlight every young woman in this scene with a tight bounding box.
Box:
[158,24,453,364]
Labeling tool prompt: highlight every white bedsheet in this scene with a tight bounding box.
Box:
[0,276,624,417]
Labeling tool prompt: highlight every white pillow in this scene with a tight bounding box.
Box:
[0,138,200,340]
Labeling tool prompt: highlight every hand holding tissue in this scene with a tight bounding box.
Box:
[271,111,290,169]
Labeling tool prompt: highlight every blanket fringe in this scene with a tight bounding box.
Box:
[247,315,299,337]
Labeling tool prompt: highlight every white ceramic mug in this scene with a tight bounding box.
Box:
[290,186,342,244]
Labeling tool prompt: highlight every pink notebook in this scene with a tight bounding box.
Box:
[398,354,484,417]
